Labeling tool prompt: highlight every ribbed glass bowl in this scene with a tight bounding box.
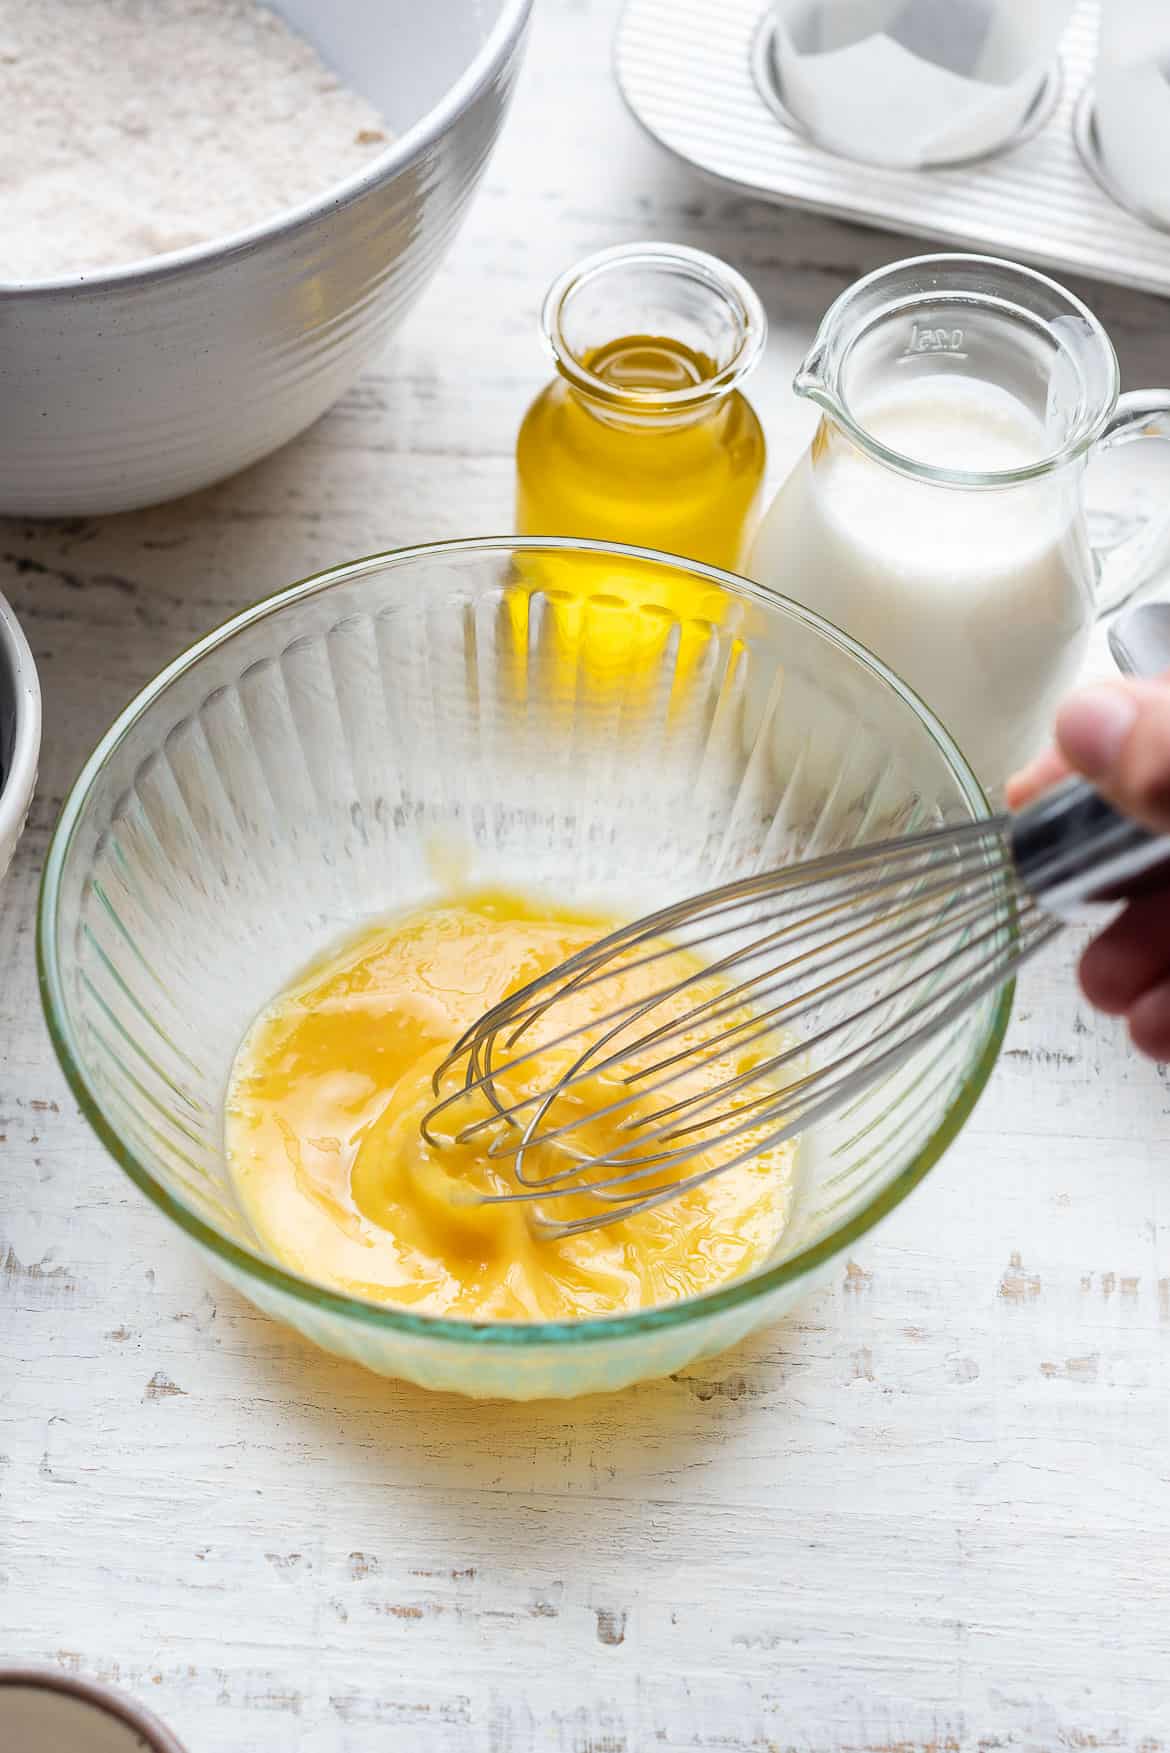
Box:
[39,538,1010,1398]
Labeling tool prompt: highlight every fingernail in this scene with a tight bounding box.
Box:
[1055,687,1139,778]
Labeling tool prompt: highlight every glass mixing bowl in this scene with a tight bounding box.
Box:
[39,538,1010,1398]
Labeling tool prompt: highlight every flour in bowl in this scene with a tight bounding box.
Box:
[0,1,392,281]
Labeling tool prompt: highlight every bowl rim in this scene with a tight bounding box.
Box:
[0,1666,186,1753]
[0,0,533,297]
[0,592,42,861]
[38,536,1013,1350]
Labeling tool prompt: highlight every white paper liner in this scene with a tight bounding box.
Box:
[772,0,1076,166]
[1095,1,1170,227]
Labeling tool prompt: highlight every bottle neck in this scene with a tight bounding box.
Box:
[563,334,735,433]
[541,242,766,435]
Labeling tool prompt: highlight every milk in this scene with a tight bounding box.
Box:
[749,376,1093,789]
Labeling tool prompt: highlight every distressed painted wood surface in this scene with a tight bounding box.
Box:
[3,2,1170,1747]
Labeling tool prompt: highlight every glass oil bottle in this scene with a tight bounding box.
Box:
[516,243,767,606]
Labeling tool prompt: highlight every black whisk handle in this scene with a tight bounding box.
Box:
[1010,777,1170,912]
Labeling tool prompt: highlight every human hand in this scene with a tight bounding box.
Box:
[1006,676,1170,1061]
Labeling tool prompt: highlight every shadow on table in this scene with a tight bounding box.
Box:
[211,1268,831,1514]
[0,394,464,805]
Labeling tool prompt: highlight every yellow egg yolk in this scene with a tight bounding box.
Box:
[225,892,796,1321]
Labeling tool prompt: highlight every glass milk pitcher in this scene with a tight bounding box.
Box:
[749,255,1170,790]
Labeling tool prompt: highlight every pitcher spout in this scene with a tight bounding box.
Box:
[793,343,842,421]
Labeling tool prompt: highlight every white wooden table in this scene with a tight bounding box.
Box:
[3,3,1170,1746]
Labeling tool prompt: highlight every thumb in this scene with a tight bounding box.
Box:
[1054,677,1170,836]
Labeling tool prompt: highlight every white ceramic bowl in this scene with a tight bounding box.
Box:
[0,0,532,516]
[0,595,40,887]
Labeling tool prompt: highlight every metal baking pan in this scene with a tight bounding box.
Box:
[615,0,1170,299]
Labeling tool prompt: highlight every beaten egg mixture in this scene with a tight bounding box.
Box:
[225,892,795,1321]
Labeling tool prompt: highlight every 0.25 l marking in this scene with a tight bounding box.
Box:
[901,322,968,359]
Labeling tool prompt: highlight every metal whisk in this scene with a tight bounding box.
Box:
[421,781,1168,1238]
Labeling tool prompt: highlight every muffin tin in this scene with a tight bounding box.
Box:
[615,0,1170,299]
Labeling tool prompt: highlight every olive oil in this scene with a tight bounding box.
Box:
[517,331,766,577]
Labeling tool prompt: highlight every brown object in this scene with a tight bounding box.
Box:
[0,1667,186,1753]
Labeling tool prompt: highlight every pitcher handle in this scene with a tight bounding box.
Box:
[1092,389,1170,616]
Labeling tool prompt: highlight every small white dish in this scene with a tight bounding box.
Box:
[0,1668,185,1753]
[1109,600,1170,677]
[0,593,40,888]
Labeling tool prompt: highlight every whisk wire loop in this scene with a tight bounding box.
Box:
[421,781,1164,1239]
